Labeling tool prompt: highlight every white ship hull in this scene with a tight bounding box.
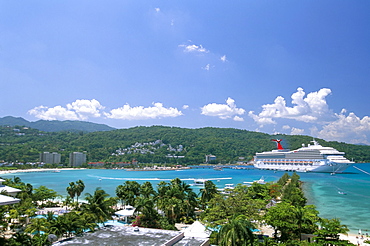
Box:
[254,160,353,173]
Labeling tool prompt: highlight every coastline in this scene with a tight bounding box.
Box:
[339,233,369,245]
[0,168,86,175]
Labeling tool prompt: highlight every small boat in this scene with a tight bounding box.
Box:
[219,184,235,194]
[244,176,266,186]
[338,191,347,195]
[224,184,235,190]
[191,179,207,187]
[213,166,223,171]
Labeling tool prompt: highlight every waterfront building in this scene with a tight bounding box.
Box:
[40,152,61,164]
[69,152,87,167]
[205,154,216,163]
[0,179,21,206]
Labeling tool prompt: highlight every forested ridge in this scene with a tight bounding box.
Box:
[1,125,370,165]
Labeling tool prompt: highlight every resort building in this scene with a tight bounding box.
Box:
[40,152,61,164]
[69,152,87,167]
[205,154,216,163]
[0,179,21,206]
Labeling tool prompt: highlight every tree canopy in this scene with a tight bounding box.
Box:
[1,125,368,166]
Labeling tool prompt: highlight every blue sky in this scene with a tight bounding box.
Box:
[1,1,369,144]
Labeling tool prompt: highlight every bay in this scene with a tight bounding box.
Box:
[1,163,369,234]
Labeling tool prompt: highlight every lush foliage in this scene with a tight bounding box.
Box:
[0,174,355,246]
[0,116,115,132]
[217,215,256,246]
[1,125,369,166]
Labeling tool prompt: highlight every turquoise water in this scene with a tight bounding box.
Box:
[1,164,369,234]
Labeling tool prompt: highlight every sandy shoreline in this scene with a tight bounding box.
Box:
[0,168,86,175]
[339,233,370,245]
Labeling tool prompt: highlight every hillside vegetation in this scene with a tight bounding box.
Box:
[0,116,115,132]
[0,125,369,165]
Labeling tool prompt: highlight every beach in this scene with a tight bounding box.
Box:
[0,168,86,175]
[340,233,370,245]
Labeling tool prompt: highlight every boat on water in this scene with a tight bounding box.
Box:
[218,183,235,194]
[213,166,223,171]
[191,179,207,187]
[243,176,266,186]
[253,139,354,173]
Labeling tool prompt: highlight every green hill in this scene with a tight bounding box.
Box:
[0,116,115,132]
[0,125,369,165]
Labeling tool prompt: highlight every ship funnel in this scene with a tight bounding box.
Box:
[271,139,284,150]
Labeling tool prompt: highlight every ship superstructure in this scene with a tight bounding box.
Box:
[253,139,354,173]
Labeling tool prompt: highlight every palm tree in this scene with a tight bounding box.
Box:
[156,181,170,211]
[156,178,198,224]
[32,234,52,246]
[7,232,33,246]
[115,181,140,207]
[200,180,218,209]
[75,180,85,204]
[140,181,157,199]
[66,182,76,203]
[25,217,50,236]
[217,215,256,246]
[135,196,159,228]
[293,205,319,240]
[82,188,116,224]
[44,211,56,223]
[48,216,67,239]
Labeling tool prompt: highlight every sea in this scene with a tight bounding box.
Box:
[1,164,370,235]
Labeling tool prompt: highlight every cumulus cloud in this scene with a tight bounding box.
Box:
[28,105,79,121]
[291,127,305,135]
[202,64,211,71]
[249,87,333,125]
[182,105,189,110]
[220,55,227,62]
[28,99,104,121]
[28,99,182,122]
[105,102,183,120]
[233,116,244,122]
[178,44,209,53]
[201,97,245,120]
[154,7,160,12]
[315,111,370,144]
[66,99,105,120]
[282,125,291,130]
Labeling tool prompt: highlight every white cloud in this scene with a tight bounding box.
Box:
[105,102,183,120]
[28,105,80,121]
[249,87,333,126]
[315,111,370,144]
[28,99,104,121]
[291,127,305,135]
[202,64,211,71]
[282,125,291,130]
[201,97,245,120]
[66,99,105,120]
[178,44,209,53]
[220,55,227,62]
[182,105,189,109]
[248,110,276,125]
[29,100,184,122]
[154,8,160,12]
[233,116,244,122]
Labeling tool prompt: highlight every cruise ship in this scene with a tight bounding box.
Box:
[253,139,354,173]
